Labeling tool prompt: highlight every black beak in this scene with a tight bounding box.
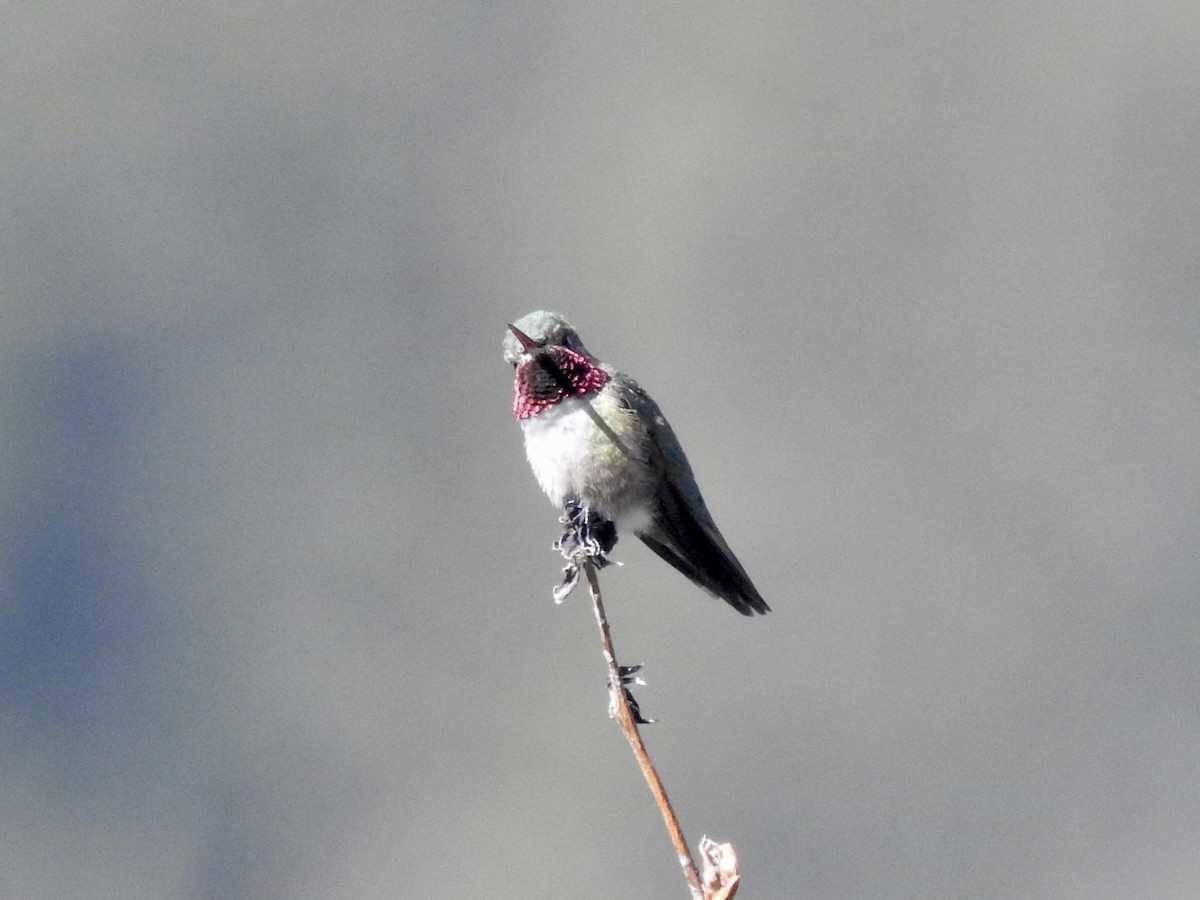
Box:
[508,323,539,351]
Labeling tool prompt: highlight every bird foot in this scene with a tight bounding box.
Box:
[550,503,619,603]
[555,502,618,557]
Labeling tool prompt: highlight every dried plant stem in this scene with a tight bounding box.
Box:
[580,556,705,900]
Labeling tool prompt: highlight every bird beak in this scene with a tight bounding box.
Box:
[508,324,539,351]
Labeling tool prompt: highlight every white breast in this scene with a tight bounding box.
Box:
[520,397,598,509]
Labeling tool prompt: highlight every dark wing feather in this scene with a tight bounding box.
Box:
[621,378,769,616]
[637,477,770,616]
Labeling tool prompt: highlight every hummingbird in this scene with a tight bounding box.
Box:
[503,310,769,616]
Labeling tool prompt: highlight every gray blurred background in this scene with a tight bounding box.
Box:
[3,3,1199,898]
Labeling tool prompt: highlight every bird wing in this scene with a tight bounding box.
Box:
[618,377,770,616]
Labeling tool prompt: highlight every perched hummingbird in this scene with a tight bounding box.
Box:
[503,310,769,616]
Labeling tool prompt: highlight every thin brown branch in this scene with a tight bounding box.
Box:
[580,556,706,900]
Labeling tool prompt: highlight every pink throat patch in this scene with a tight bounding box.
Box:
[512,347,610,419]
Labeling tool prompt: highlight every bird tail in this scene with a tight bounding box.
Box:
[636,481,770,616]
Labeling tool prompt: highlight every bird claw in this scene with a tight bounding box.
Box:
[554,502,617,557]
[549,503,619,603]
